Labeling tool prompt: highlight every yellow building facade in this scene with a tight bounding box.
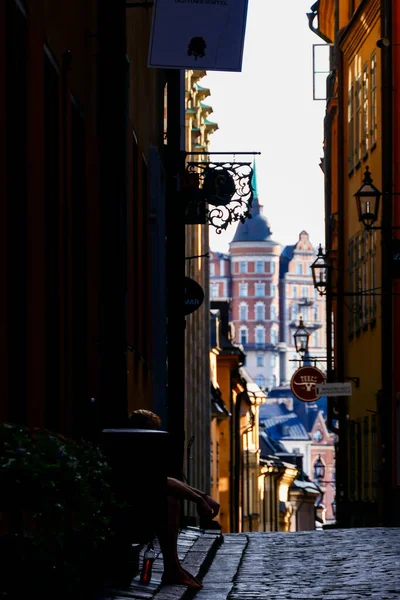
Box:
[183,70,218,508]
[310,0,400,526]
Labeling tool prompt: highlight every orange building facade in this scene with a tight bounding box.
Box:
[309,0,400,526]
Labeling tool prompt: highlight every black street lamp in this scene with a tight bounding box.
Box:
[310,244,331,296]
[293,316,310,355]
[354,166,381,230]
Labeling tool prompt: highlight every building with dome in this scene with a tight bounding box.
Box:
[210,165,326,392]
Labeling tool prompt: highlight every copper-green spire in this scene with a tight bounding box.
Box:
[251,159,262,216]
[252,159,259,200]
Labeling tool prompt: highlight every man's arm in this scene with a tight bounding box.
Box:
[167,478,219,518]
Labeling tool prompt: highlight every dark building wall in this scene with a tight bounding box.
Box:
[0,0,167,438]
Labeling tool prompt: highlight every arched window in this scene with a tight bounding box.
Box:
[255,375,265,389]
[255,303,265,321]
[211,284,219,298]
[239,283,248,297]
[239,303,248,321]
[239,327,248,345]
[255,282,265,297]
[271,327,278,345]
[255,326,265,346]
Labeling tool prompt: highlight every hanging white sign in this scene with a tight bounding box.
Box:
[148,0,249,72]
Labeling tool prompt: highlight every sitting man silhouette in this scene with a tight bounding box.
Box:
[128,409,220,589]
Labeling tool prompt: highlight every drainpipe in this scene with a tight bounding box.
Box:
[234,389,244,532]
[245,428,252,532]
[380,0,393,526]
[230,369,237,532]
[335,41,348,529]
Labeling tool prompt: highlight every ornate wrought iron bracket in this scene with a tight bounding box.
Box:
[183,153,259,233]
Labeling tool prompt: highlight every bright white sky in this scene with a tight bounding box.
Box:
[203,0,326,254]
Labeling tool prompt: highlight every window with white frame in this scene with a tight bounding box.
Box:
[239,283,248,297]
[255,303,265,321]
[239,303,248,321]
[302,286,308,298]
[255,327,265,345]
[255,261,264,274]
[257,354,264,367]
[348,72,354,172]
[362,62,369,157]
[369,230,377,321]
[355,68,362,164]
[240,261,247,274]
[220,260,225,276]
[255,375,265,389]
[314,306,319,321]
[293,285,297,298]
[270,374,277,389]
[270,354,276,367]
[271,328,278,345]
[296,263,302,275]
[313,331,318,347]
[211,284,219,298]
[270,284,276,297]
[270,304,277,320]
[291,304,298,321]
[210,263,215,277]
[239,326,248,345]
[370,52,377,147]
[255,283,265,297]
[270,262,275,274]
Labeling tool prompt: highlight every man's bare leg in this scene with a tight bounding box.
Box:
[156,496,202,589]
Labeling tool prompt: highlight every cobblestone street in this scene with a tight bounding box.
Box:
[196,528,400,600]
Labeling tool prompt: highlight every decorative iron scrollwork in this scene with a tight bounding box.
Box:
[186,161,254,233]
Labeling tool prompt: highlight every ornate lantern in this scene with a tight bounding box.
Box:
[311,244,331,296]
[354,166,381,229]
[293,316,310,355]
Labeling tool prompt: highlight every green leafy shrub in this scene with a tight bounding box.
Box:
[0,423,125,598]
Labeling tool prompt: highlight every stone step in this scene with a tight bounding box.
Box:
[102,527,224,600]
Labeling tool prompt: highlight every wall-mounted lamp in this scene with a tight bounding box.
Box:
[311,245,371,298]
[355,166,400,232]
[293,316,310,355]
[354,166,381,230]
[310,244,331,296]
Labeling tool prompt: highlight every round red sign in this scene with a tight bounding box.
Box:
[290,366,326,403]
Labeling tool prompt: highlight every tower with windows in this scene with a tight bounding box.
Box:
[227,165,281,391]
[209,169,326,392]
